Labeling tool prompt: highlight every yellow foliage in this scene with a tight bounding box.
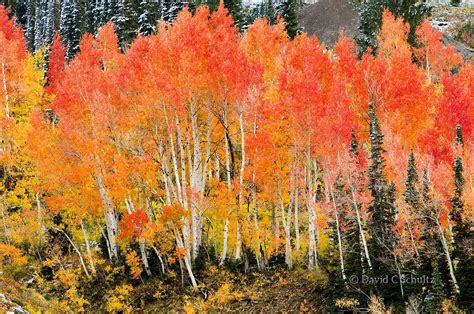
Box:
[126,250,142,279]
[335,297,360,309]
[210,283,244,305]
[58,287,89,312]
[105,284,133,313]
[54,268,78,288]
[0,243,27,269]
[183,301,196,314]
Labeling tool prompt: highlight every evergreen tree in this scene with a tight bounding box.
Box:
[138,0,155,36]
[349,129,359,157]
[24,0,35,51]
[161,0,185,25]
[449,125,473,310]
[224,0,245,31]
[280,0,299,39]
[60,0,81,61]
[404,151,420,209]
[367,102,399,302]
[455,124,463,146]
[424,260,446,313]
[33,0,54,51]
[112,0,139,48]
[84,0,96,33]
[43,0,54,44]
[357,0,431,52]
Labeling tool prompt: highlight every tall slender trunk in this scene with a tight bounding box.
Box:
[36,192,44,241]
[220,218,229,265]
[80,220,96,275]
[294,189,300,251]
[280,188,292,269]
[100,226,112,261]
[221,120,233,264]
[347,171,372,271]
[1,199,10,245]
[2,63,10,118]
[329,186,346,284]
[235,223,241,260]
[95,174,119,260]
[306,151,318,268]
[174,227,197,288]
[139,239,152,277]
[437,210,459,293]
[235,112,246,260]
[394,251,404,297]
[152,245,166,274]
[54,227,90,278]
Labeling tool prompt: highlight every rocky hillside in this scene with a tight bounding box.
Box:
[297,0,474,61]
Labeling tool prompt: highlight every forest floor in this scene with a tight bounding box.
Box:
[137,266,328,312]
[1,265,329,312]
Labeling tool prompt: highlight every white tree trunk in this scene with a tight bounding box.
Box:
[139,239,152,277]
[95,174,119,260]
[294,189,300,251]
[220,218,229,265]
[437,212,459,293]
[2,63,10,118]
[80,220,96,275]
[329,187,346,284]
[347,171,372,271]
[54,227,90,278]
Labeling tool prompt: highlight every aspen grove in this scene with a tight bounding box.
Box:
[0,3,472,312]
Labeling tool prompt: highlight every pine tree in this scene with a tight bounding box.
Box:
[404,151,420,209]
[84,0,96,34]
[424,260,446,313]
[357,0,431,52]
[34,0,52,51]
[349,129,359,157]
[449,125,473,310]
[60,0,81,61]
[224,0,245,31]
[138,0,155,36]
[367,102,399,302]
[161,0,185,25]
[43,0,54,44]
[280,0,299,39]
[24,0,35,51]
[113,0,139,47]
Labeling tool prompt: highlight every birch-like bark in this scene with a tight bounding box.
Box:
[2,63,10,118]
[306,151,318,268]
[347,170,373,271]
[54,227,90,278]
[234,112,246,260]
[1,199,10,245]
[329,186,346,284]
[235,224,241,260]
[220,219,229,265]
[174,227,197,288]
[152,245,166,274]
[294,188,300,251]
[176,119,189,210]
[80,220,96,274]
[100,226,112,261]
[95,174,119,260]
[35,192,44,241]
[221,118,232,264]
[436,208,459,293]
[280,186,292,269]
[139,239,152,277]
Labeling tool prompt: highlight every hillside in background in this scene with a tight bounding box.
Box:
[297,0,360,47]
[297,0,473,61]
